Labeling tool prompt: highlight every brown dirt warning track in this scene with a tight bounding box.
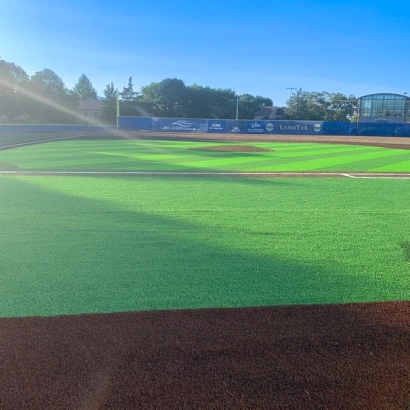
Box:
[1,132,410,409]
[70,130,410,150]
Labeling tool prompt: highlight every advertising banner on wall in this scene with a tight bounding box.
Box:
[225,120,247,133]
[269,121,323,135]
[116,117,325,135]
[207,120,226,133]
[225,120,324,134]
[151,118,208,132]
[247,121,266,133]
[114,117,410,137]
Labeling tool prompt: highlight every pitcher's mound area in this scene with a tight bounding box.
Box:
[191,145,273,152]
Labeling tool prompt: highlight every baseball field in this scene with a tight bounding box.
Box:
[1,131,409,409]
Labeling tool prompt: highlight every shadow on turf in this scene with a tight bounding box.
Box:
[0,176,402,319]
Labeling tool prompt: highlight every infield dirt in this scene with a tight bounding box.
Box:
[1,302,409,409]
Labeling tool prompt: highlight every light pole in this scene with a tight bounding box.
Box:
[286,88,297,119]
[116,95,120,130]
[235,95,239,121]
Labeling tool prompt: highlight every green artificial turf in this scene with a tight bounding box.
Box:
[0,132,80,147]
[1,139,410,172]
[0,175,409,318]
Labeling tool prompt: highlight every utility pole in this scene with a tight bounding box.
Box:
[286,87,297,98]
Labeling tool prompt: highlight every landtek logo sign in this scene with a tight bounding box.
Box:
[275,122,323,134]
[279,124,309,131]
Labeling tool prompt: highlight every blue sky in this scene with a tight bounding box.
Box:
[1,0,409,106]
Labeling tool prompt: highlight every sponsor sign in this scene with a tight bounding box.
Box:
[226,120,246,133]
[273,121,324,135]
[207,120,226,133]
[151,118,208,132]
[247,121,265,133]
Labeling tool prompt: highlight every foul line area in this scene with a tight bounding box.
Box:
[1,171,410,179]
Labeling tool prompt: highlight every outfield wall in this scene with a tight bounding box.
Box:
[118,117,410,137]
[0,125,116,133]
[1,120,410,137]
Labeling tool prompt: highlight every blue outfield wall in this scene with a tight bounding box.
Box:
[119,117,326,135]
[323,121,410,136]
[6,119,408,137]
[118,117,152,131]
[118,117,410,137]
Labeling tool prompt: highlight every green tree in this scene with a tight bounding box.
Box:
[285,89,327,120]
[101,82,119,124]
[0,58,29,120]
[139,78,272,119]
[72,74,97,100]
[185,85,214,118]
[209,88,236,118]
[285,89,357,121]
[224,93,273,119]
[185,86,238,118]
[22,68,77,123]
[120,77,140,116]
[140,78,189,117]
[326,93,357,121]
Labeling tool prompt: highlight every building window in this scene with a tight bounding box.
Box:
[358,93,409,122]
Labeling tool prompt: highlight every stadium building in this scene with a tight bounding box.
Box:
[357,93,410,123]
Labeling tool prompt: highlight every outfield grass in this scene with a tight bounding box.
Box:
[1,139,410,172]
[1,175,409,318]
[0,132,81,147]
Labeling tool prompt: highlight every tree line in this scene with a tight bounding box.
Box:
[0,57,357,124]
[285,89,358,122]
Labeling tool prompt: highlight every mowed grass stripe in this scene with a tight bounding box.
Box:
[323,153,410,172]
[0,175,409,318]
[2,139,410,172]
[372,159,410,172]
[257,149,409,171]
